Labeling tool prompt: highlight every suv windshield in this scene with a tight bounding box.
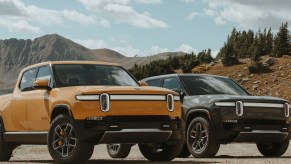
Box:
[53,64,139,87]
[180,76,249,96]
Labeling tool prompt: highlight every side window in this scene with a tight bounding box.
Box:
[162,77,182,91]
[20,68,38,91]
[37,66,52,80]
[146,79,161,87]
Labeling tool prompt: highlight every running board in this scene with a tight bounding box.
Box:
[3,132,47,144]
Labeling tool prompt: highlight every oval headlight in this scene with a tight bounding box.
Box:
[100,93,110,112]
[167,94,174,112]
[236,101,244,116]
[284,103,290,117]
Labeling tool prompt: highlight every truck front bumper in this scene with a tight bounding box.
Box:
[73,116,182,144]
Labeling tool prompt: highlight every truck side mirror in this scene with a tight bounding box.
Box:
[33,78,51,90]
[138,81,148,87]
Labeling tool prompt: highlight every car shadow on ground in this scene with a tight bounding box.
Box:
[9,159,216,164]
[212,155,291,159]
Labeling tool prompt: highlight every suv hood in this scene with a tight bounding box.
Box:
[184,95,288,107]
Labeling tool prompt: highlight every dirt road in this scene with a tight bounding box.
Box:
[5,143,291,164]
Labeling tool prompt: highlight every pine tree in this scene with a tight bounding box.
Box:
[220,43,239,66]
[273,22,290,57]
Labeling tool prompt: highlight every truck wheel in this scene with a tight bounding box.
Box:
[177,143,191,158]
[106,144,131,158]
[187,117,220,158]
[138,141,183,161]
[0,123,14,161]
[47,114,94,164]
[257,140,289,157]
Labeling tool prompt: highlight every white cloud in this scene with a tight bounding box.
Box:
[211,49,219,58]
[0,0,97,33]
[0,19,41,33]
[112,46,142,57]
[73,39,107,49]
[176,44,198,54]
[135,0,162,4]
[186,0,291,30]
[149,46,169,54]
[78,0,168,28]
[63,10,95,25]
[181,0,196,3]
[100,18,111,28]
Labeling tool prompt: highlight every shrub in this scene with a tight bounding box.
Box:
[192,64,211,73]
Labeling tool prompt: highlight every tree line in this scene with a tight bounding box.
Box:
[129,22,291,79]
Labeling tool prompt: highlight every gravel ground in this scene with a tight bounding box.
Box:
[5,143,291,164]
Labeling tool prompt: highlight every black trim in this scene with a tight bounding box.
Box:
[3,132,47,144]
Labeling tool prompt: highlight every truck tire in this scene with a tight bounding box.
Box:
[106,144,131,158]
[186,117,220,158]
[0,122,14,161]
[177,143,191,158]
[257,140,289,157]
[47,114,94,164]
[138,140,183,161]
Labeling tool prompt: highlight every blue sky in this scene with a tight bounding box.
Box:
[0,0,290,57]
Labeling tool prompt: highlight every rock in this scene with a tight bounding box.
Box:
[264,81,268,84]
[253,85,259,90]
[242,78,250,82]
[238,74,243,77]
[253,81,260,84]
[244,67,248,70]
[263,57,275,67]
[209,62,215,66]
[250,74,254,78]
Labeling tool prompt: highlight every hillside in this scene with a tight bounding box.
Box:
[204,56,291,102]
[0,34,185,94]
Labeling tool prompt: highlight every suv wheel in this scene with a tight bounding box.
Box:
[187,117,220,158]
[0,123,15,161]
[106,144,131,158]
[47,114,94,163]
[257,140,289,157]
[138,141,183,161]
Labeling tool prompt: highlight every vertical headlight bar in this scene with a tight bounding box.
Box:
[284,103,290,117]
[236,101,244,116]
[167,94,174,112]
[100,93,110,112]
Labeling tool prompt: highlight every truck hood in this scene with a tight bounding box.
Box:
[75,86,178,95]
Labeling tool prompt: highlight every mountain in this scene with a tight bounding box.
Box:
[0,34,183,94]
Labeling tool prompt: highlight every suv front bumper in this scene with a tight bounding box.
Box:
[213,120,291,143]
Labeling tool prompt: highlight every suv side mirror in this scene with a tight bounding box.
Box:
[33,79,51,90]
[179,91,186,102]
[138,81,148,87]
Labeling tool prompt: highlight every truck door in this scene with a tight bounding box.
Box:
[26,66,52,131]
[11,68,38,131]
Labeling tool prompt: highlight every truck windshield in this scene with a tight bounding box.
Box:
[53,64,139,87]
[180,76,249,96]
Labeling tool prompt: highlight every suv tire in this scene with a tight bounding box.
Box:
[138,140,183,161]
[106,144,131,158]
[257,140,289,157]
[186,117,220,158]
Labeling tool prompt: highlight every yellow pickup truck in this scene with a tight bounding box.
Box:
[0,61,183,163]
